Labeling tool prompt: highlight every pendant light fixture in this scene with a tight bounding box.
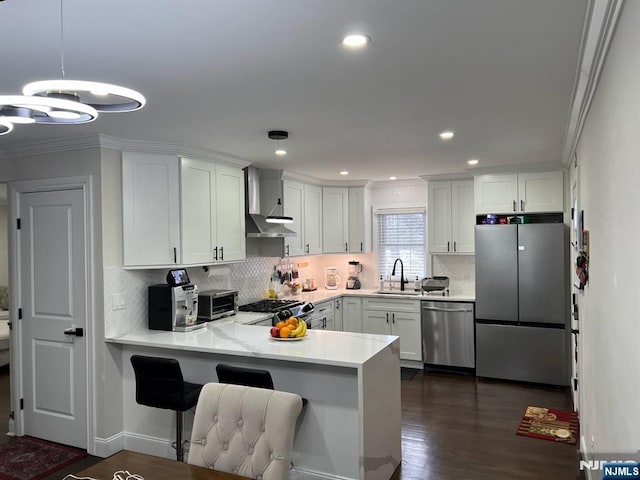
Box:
[265,198,293,224]
[268,130,288,156]
[0,95,97,126]
[22,0,145,120]
[0,119,14,136]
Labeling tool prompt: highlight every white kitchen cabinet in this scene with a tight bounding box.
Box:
[333,297,343,331]
[475,172,563,214]
[122,153,181,267]
[322,187,349,253]
[283,181,323,257]
[342,297,362,333]
[181,158,246,264]
[362,297,422,361]
[323,186,370,253]
[428,180,474,254]
[123,153,245,268]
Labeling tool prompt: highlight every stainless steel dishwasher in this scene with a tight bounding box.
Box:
[421,301,475,369]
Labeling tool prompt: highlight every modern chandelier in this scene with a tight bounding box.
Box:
[0,0,145,136]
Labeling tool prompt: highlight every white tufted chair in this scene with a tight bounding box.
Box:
[188,383,303,480]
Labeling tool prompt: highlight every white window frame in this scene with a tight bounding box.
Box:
[373,204,427,280]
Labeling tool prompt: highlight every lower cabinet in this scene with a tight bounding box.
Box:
[342,297,362,333]
[310,300,338,331]
[362,297,422,362]
[333,298,343,331]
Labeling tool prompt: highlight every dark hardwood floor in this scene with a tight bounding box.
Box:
[393,369,582,480]
[1,365,581,479]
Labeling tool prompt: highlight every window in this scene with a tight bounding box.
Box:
[376,209,426,280]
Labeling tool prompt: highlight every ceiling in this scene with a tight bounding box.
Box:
[0,0,589,182]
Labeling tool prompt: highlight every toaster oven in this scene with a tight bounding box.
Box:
[197,289,238,320]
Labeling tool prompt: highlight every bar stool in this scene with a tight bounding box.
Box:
[215,364,307,407]
[130,355,203,462]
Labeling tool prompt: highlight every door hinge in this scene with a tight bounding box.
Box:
[7,322,12,330]
[20,398,24,410]
[16,218,21,230]
[9,411,14,420]
[18,308,22,320]
[573,379,578,391]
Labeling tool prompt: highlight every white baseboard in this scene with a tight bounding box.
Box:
[580,434,594,480]
[400,360,423,369]
[93,432,124,458]
[290,466,356,480]
[122,432,175,460]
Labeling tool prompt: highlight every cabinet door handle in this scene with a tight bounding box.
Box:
[305,243,309,254]
[336,300,340,309]
[213,247,218,261]
[285,244,290,256]
[220,246,224,261]
[520,199,525,212]
[392,313,395,324]
[345,242,348,252]
[513,200,517,212]
[173,247,177,264]
[386,312,389,323]
[454,241,457,252]
[447,241,450,252]
[360,242,363,252]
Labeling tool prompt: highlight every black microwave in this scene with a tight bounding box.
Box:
[197,289,238,320]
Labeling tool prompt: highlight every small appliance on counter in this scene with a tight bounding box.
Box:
[198,289,238,321]
[239,299,315,327]
[420,276,450,294]
[346,260,362,290]
[148,269,206,332]
[324,267,340,290]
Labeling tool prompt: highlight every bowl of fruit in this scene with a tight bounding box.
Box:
[270,316,307,341]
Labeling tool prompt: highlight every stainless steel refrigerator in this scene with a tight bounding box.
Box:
[475,223,569,385]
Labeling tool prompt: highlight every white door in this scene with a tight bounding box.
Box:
[474,174,518,214]
[19,189,87,448]
[283,180,305,257]
[322,187,349,253]
[181,158,215,265]
[304,185,323,255]
[391,311,423,361]
[451,180,475,253]
[518,171,564,213]
[428,181,452,253]
[215,165,246,262]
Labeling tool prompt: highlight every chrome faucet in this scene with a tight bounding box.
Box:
[391,258,407,291]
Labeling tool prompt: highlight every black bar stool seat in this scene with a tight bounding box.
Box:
[130,355,203,462]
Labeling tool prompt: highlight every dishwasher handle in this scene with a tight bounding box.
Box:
[422,306,473,313]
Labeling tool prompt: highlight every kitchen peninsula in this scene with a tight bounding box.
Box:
[107,322,401,480]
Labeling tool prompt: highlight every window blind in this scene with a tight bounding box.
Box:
[377,211,426,280]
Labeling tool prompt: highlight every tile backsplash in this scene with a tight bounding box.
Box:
[430,255,475,295]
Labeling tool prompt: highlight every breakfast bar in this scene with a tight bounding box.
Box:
[108,323,401,480]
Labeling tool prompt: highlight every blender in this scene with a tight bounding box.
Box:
[324,267,340,290]
[346,261,362,289]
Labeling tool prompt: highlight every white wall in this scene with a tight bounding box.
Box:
[575,1,640,458]
[0,206,8,286]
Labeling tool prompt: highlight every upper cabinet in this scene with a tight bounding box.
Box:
[123,153,181,267]
[322,186,370,254]
[428,180,474,254]
[475,172,563,214]
[282,180,322,257]
[123,153,245,268]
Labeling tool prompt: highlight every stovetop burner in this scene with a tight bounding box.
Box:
[239,299,303,313]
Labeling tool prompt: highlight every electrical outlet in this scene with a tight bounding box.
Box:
[112,293,126,311]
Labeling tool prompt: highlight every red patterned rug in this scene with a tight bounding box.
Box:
[516,405,579,445]
[0,436,87,480]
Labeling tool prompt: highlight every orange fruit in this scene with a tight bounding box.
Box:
[286,317,298,328]
[276,321,287,330]
[279,327,291,338]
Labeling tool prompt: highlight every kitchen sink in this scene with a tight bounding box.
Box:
[375,290,422,296]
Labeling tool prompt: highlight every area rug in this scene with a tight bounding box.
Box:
[516,405,579,445]
[401,367,420,381]
[0,436,87,480]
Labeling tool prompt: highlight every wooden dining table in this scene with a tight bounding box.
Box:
[75,451,251,480]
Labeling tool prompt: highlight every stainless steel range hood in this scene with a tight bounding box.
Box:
[245,167,295,238]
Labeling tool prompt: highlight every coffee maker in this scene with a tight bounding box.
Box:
[324,267,340,290]
[148,269,205,332]
[346,260,362,289]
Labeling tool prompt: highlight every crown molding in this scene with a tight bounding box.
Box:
[0,133,250,168]
[280,169,369,187]
[562,0,624,165]
[371,178,426,189]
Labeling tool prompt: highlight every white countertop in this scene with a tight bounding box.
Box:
[282,288,475,304]
[106,321,398,368]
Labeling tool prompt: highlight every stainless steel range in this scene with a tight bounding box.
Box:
[239,299,315,326]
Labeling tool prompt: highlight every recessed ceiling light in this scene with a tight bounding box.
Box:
[275,149,287,156]
[389,176,397,180]
[439,130,454,140]
[342,34,370,48]
[340,171,349,176]
[467,159,479,166]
